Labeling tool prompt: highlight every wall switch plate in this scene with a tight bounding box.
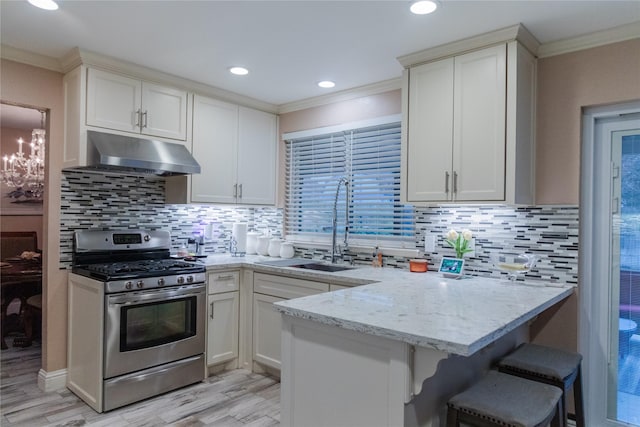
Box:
[424,235,436,252]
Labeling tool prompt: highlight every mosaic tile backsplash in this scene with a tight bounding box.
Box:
[60,171,578,285]
[60,171,283,265]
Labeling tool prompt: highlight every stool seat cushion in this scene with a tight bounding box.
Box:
[498,343,582,381]
[449,371,562,427]
[26,294,42,310]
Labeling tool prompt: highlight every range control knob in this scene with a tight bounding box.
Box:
[158,278,165,286]
[137,280,144,288]
[144,234,150,242]
[186,275,194,283]
[125,281,133,290]
[177,276,185,284]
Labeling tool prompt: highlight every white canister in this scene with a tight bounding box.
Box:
[268,238,283,257]
[257,236,271,256]
[246,232,261,255]
[280,242,295,259]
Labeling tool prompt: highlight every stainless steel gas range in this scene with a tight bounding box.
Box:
[67,229,206,412]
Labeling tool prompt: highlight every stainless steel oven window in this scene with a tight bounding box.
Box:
[120,296,197,352]
[104,284,206,380]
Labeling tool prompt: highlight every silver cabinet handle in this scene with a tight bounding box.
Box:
[142,110,148,128]
[445,171,450,193]
[134,109,141,127]
[238,184,243,198]
[233,183,238,198]
[453,171,458,194]
[210,301,214,319]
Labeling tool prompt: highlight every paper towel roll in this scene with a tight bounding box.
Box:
[204,223,214,240]
[232,223,248,253]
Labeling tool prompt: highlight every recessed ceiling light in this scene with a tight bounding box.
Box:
[318,81,335,89]
[229,67,249,76]
[410,0,438,15]
[28,0,59,10]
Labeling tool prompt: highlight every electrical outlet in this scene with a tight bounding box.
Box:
[467,238,476,257]
[424,235,436,252]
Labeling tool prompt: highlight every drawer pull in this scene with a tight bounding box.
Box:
[215,274,236,281]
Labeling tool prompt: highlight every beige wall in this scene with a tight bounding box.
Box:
[1,59,66,373]
[536,38,640,204]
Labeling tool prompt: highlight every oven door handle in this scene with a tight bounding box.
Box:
[108,286,204,306]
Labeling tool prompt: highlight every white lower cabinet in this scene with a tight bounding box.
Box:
[207,292,239,366]
[207,271,240,367]
[252,273,329,374]
[253,293,286,370]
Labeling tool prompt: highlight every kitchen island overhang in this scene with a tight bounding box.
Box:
[275,274,574,427]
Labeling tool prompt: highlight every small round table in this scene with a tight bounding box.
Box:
[620,318,638,359]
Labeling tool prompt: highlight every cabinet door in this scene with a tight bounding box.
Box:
[86,68,141,133]
[191,95,239,203]
[453,45,506,201]
[141,82,188,141]
[237,107,277,205]
[253,293,285,370]
[406,58,454,202]
[207,292,239,366]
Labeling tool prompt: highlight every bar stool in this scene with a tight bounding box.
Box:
[497,343,584,427]
[447,370,562,427]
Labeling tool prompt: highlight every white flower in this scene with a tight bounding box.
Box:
[462,229,473,241]
[446,229,458,241]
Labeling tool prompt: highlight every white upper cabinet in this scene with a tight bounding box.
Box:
[186,95,277,205]
[452,45,506,202]
[87,68,188,141]
[237,106,278,205]
[63,64,192,169]
[406,58,455,202]
[401,25,538,205]
[191,96,239,204]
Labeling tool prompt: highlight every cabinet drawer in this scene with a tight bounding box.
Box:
[208,270,239,294]
[254,273,329,299]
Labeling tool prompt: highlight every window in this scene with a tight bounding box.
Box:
[285,117,414,247]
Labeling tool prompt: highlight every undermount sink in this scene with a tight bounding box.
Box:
[290,263,354,272]
[255,258,353,272]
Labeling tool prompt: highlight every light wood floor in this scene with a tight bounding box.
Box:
[1,341,281,426]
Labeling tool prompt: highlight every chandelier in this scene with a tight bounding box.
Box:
[1,111,46,202]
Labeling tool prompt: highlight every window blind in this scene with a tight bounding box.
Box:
[285,121,414,244]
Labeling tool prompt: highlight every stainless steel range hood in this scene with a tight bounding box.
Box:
[86,130,201,176]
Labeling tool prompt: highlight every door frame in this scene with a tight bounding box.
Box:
[580,100,640,426]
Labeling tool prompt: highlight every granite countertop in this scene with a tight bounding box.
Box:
[199,254,575,356]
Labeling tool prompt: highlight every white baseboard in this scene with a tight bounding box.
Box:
[37,368,67,392]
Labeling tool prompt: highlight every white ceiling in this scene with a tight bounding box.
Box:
[1,1,639,108]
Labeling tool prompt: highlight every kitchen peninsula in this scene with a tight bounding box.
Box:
[272,268,574,427]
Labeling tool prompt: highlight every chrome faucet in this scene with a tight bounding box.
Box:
[331,177,349,264]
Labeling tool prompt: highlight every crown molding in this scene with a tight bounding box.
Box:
[0,44,63,73]
[537,21,640,58]
[396,24,540,68]
[277,78,402,114]
[61,48,278,113]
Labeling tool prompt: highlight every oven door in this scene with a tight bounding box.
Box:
[104,283,205,379]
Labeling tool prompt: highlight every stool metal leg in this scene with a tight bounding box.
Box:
[574,366,585,427]
[447,406,459,427]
